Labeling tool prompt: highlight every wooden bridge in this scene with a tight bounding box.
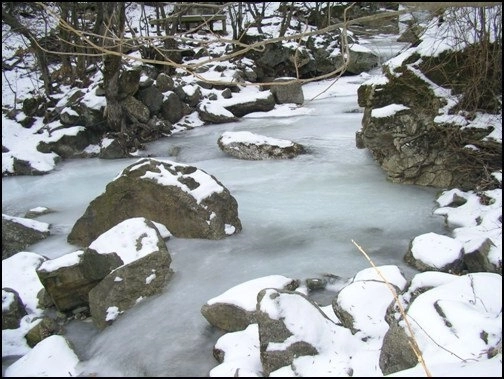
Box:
[150,13,227,33]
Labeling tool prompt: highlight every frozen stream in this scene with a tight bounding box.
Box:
[2,75,448,376]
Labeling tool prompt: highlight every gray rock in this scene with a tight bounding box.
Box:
[464,238,501,274]
[24,207,54,219]
[379,321,418,375]
[218,131,305,160]
[37,127,97,159]
[2,214,50,259]
[221,88,232,99]
[198,102,238,124]
[9,157,58,176]
[59,107,81,126]
[67,158,242,246]
[404,233,465,274]
[137,86,164,115]
[356,46,501,190]
[201,302,258,333]
[99,137,132,159]
[224,92,275,117]
[119,69,141,99]
[156,73,175,92]
[24,317,63,348]
[270,77,304,105]
[346,47,380,75]
[161,91,184,124]
[256,289,324,376]
[2,288,27,330]
[123,95,150,123]
[36,248,123,312]
[89,250,173,329]
[201,276,299,332]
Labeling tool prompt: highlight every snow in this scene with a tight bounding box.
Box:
[26,206,49,215]
[1,2,502,378]
[219,131,295,148]
[105,306,122,322]
[4,335,80,377]
[206,275,295,311]
[2,115,60,175]
[371,104,410,118]
[2,252,47,316]
[410,232,463,268]
[37,250,84,272]
[243,103,312,118]
[120,158,225,204]
[88,217,172,266]
[2,214,50,233]
[81,87,107,111]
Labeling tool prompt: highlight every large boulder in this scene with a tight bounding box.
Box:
[464,238,501,274]
[118,69,141,99]
[198,90,275,124]
[137,85,164,115]
[379,320,418,375]
[98,136,132,159]
[36,248,123,313]
[89,250,173,329]
[2,214,50,259]
[198,101,238,124]
[346,45,380,74]
[123,95,150,123]
[67,158,242,246]
[86,217,174,329]
[161,91,184,124]
[217,131,306,160]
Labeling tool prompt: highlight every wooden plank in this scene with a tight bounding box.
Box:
[150,14,226,25]
[179,15,226,22]
[150,13,227,33]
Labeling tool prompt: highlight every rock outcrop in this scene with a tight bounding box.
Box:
[356,18,502,191]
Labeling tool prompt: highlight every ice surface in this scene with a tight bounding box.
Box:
[1,78,447,377]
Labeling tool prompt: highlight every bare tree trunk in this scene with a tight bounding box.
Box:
[228,2,244,41]
[2,6,52,95]
[279,2,295,37]
[101,2,126,132]
[58,3,73,82]
[247,2,266,33]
